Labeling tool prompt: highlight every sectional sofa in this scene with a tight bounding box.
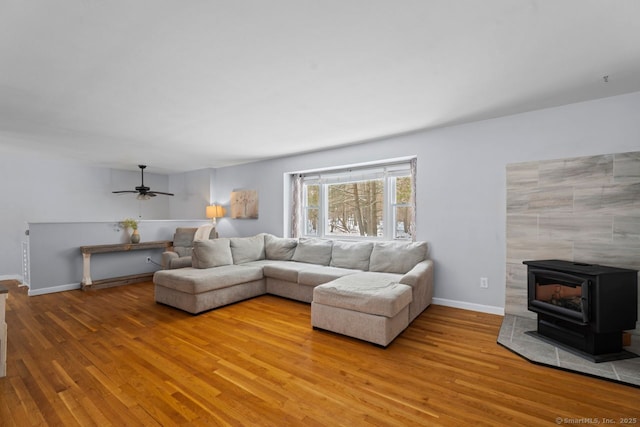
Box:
[153,233,433,346]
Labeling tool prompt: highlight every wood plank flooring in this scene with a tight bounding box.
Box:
[0,281,638,426]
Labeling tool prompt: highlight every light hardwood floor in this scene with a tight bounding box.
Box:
[0,281,638,426]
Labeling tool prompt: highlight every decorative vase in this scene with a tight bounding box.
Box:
[130,229,140,244]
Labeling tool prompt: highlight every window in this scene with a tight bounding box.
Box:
[293,159,415,240]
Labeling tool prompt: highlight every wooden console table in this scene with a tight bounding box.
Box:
[80,241,172,290]
[0,285,7,377]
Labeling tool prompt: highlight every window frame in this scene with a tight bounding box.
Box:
[297,159,414,241]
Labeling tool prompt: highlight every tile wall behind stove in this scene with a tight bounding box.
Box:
[505,151,640,335]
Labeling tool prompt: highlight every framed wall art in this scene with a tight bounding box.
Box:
[230,189,258,219]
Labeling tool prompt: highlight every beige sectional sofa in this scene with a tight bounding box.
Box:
[153,233,433,346]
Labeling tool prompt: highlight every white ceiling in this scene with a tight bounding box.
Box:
[1,0,639,174]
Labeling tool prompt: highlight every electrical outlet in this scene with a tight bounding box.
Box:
[146,257,152,263]
[480,277,489,289]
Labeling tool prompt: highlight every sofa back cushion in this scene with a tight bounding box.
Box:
[292,238,333,266]
[330,240,373,270]
[192,238,233,268]
[264,234,298,260]
[230,234,266,264]
[369,241,428,274]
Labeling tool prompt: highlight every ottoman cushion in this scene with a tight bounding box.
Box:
[313,272,411,318]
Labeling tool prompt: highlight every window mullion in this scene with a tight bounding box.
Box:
[319,183,327,238]
[385,175,393,240]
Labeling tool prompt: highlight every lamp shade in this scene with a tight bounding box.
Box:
[206,205,225,219]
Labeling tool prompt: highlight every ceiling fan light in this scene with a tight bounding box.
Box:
[137,193,151,200]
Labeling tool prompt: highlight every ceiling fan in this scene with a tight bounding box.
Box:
[112,165,174,200]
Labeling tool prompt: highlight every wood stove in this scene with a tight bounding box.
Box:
[524,259,638,362]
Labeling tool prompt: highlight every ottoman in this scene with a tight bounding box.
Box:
[311,272,413,347]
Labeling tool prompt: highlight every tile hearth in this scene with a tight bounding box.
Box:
[498,314,640,388]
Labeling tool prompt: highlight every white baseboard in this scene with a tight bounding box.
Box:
[432,297,505,316]
[28,283,81,296]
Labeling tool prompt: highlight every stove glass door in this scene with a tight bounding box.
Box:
[529,269,589,324]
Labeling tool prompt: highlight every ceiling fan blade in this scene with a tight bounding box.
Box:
[113,165,174,199]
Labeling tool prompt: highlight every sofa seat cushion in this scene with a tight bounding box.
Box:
[297,266,361,287]
[262,261,316,282]
[313,272,410,318]
[153,265,264,294]
[237,259,282,268]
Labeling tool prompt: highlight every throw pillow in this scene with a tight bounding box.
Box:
[192,238,233,268]
[292,238,333,266]
[330,240,373,270]
[264,234,298,260]
[369,241,428,274]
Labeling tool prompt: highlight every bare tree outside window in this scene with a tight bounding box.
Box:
[304,184,320,235]
[327,180,383,236]
[394,176,413,239]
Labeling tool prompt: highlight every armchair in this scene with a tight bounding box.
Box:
[162,226,217,269]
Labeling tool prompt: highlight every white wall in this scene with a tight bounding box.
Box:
[0,151,171,279]
[27,219,209,294]
[168,168,215,220]
[1,91,638,309]
[212,91,640,312]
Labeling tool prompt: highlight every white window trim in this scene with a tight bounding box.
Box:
[290,157,416,241]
